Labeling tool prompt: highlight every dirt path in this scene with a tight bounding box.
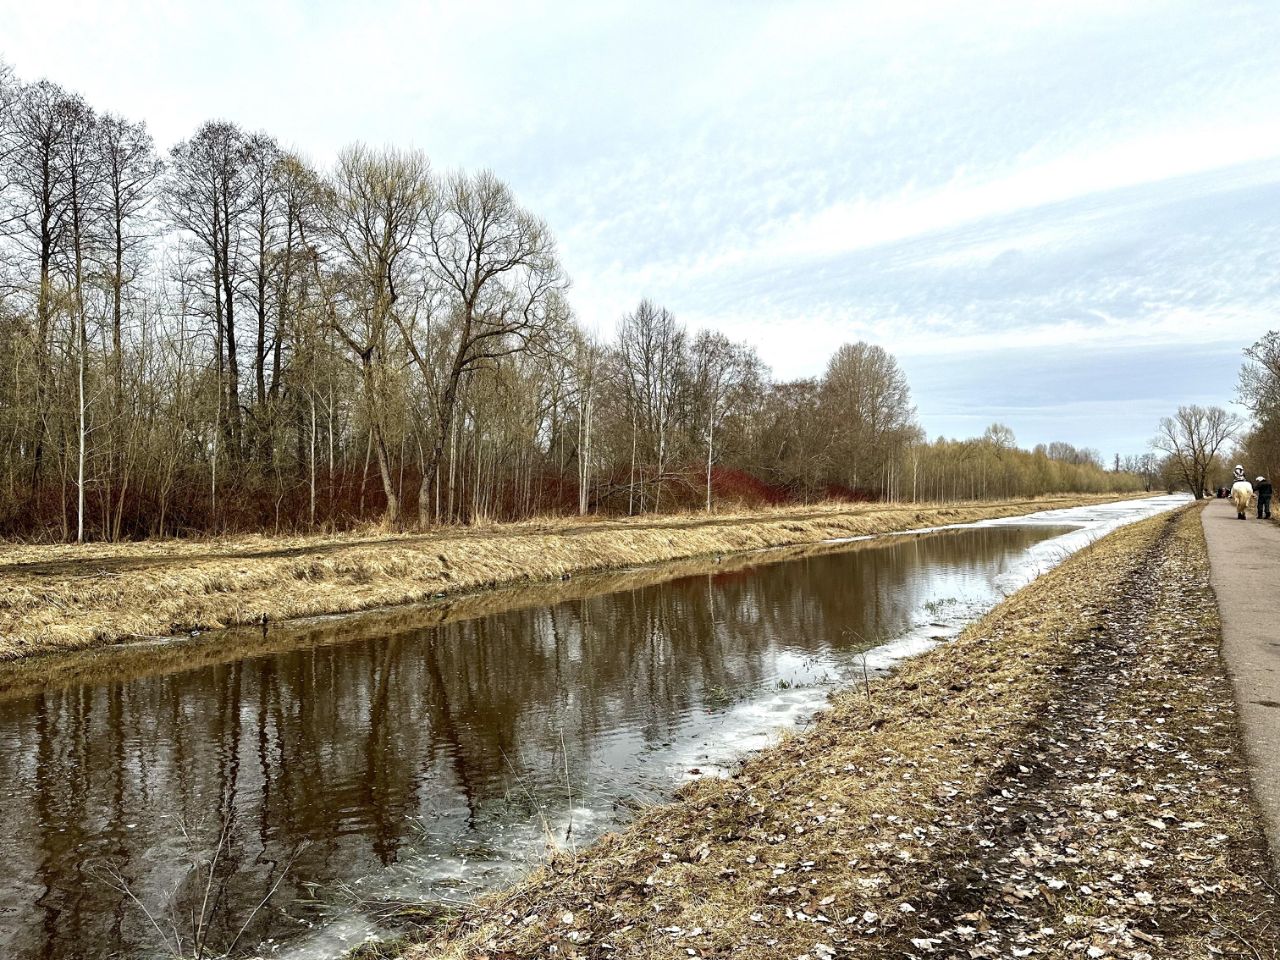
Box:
[1202,498,1280,870]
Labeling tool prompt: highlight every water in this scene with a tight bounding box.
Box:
[0,495,1185,959]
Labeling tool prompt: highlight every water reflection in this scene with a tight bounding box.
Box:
[0,524,1069,960]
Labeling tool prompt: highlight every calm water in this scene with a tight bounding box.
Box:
[0,498,1184,959]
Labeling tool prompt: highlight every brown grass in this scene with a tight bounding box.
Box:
[395,503,1279,960]
[0,525,975,699]
[0,493,1132,663]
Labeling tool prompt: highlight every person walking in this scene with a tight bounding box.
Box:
[1256,475,1273,520]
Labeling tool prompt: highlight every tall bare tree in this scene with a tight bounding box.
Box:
[244,133,283,420]
[165,121,252,460]
[690,330,762,511]
[59,93,104,542]
[614,299,686,512]
[324,144,431,526]
[5,80,76,494]
[417,169,565,525]
[820,342,915,494]
[97,114,161,407]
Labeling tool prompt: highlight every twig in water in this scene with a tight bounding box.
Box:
[191,814,231,959]
[498,746,557,856]
[90,863,178,958]
[560,728,577,859]
[842,628,875,702]
[224,841,308,957]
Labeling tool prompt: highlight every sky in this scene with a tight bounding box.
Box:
[2,0,1278,455]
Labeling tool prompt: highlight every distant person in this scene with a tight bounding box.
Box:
[1256,476,1273,519]
[1230,465,1254,520]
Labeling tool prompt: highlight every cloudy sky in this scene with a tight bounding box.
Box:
[4,0,1278,455]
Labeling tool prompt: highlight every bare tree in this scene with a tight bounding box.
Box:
[5,80,76,494]
[613,300,687,512]
[691,330,762,511]
[165,121,252,460]
[0,59,18,201]
[1153,404,1240,499]
[60,93,104,542]
[273,153,325,524]
[95,113,161,539]
[97,114,161,405]
[570,331,602,515]
[243,133,283,421]
[820,342,914,494]
[324,144,431,526]
[418,169,565,525]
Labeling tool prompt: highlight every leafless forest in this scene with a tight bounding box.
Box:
[0,62,1144,541]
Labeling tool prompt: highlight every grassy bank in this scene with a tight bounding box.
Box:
[388,503,1279,960]
[0,524,988,699]
[0,493,1133,662]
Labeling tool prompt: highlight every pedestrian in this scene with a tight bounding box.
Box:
[1256,475,1273,519]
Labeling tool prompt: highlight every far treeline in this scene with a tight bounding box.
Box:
[0,62,1145,542]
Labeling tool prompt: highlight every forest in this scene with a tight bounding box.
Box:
[0,61,1144,541]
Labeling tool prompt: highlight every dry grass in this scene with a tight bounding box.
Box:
[0,525,970,699]
[396,504,1279,960]
[0,493,1130,662]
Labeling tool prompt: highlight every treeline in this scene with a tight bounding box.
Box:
[0,62,1142,540]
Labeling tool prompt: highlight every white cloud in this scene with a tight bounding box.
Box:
[1,0,1277,451]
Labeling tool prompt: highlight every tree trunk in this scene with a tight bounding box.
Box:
[419,350,468,527]
[705,414,714,513]
[77,307,86,543]
[309,390,317,526]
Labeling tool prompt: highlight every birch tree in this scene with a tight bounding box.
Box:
[691,330,761,511]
